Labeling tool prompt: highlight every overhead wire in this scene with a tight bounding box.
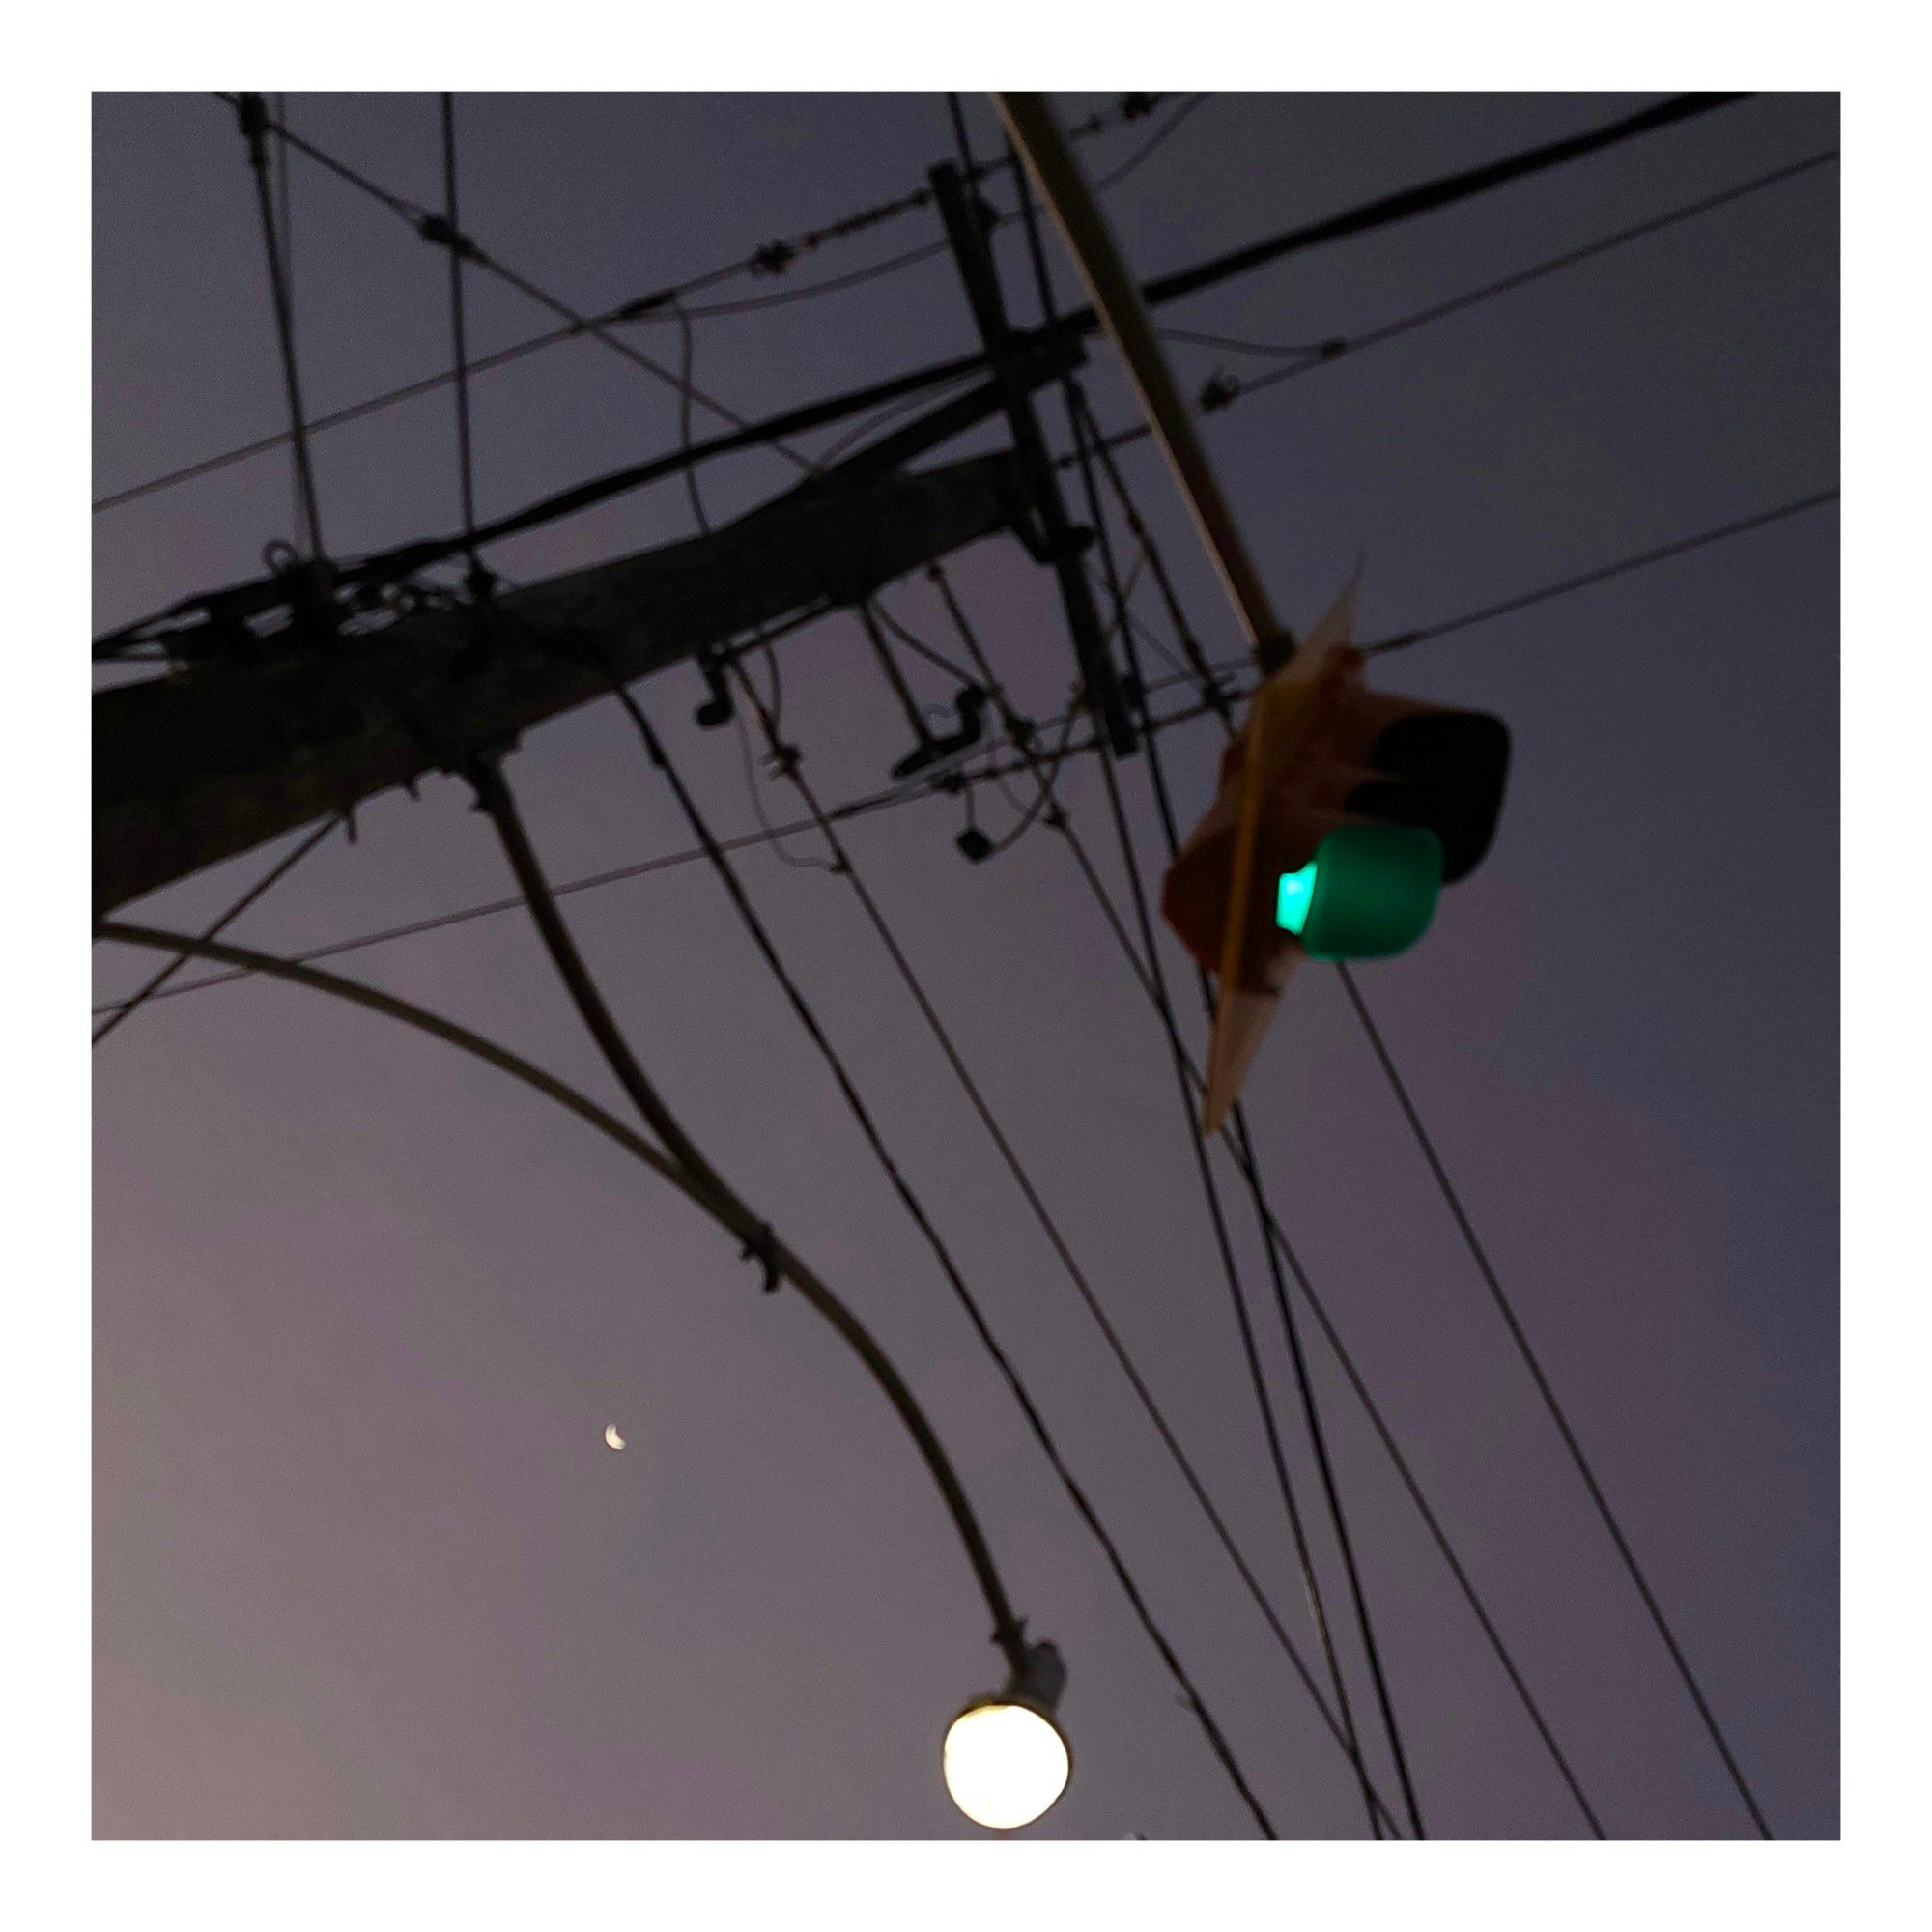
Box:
[583,659,1280,1837]
[711,643,1402,1831]
[1067,383,1430,1837]
[440,95,482,572]
[91,815,343,1048]
[85,682,1222,1023]
[231,93,325,557]
[1066,390,1644,1834]
[98,88,1743,658]
[1332,963,1774,1836]
[1045,790,1609,1835]
[1092,94,1210,193]
[95,483,1832,1024]
[1364,490,1839,656]
[95,94,1166,518]
[1003,137,1389,1837]
[94,91,1815,1838]
[97,88,1744,583]
[1080,145,1838,462]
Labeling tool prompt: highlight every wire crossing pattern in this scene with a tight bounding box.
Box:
[1010,128,1425,1833]
[589,666,1283,1839]
[92,90,1832,1839]
[1333,964,1774,1836]
[91,485,1833,1024]
[710,647,1402,1829]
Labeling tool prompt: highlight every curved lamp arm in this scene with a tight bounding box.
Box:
[96,916,1033,1675]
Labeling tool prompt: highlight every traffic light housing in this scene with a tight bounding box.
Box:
[1160,608,1509,1131]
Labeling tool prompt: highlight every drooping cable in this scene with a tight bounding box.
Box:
[101,93,1747,543]
[1070,146,1837,467]
[92,99,1178,517]
[1044,778,1608,1837]
[1067,384,1426,1837]
[95,477,1829,1024]
[1092,94,1210,193]
[1364,491,1838,657]
[1333,963,1773,1837]
[92,814,342,1048]
[1074,395,1609,1834]
[591,667,1281,1838]
[95,915,1039,1709]
[231,93,325,557]
[91,696,1221,1028]
[1005,139,1388,1837]
[715,651,1400,1827]
[439,94,482,575]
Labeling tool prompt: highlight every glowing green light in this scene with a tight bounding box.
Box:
[1276,861,1319,935]
[1274,825,1444,960]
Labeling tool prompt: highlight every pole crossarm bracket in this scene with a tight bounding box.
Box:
[95,452,1018,914]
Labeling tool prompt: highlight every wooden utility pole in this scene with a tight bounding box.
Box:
[96,452,1018,915]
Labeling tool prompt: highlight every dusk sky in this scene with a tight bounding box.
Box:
[92,89,1838,1839]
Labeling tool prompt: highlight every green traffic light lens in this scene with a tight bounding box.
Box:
[1276,824,1444,960]
[1276,861,1319,936]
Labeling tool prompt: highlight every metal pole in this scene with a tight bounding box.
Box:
[995,92,1292,668]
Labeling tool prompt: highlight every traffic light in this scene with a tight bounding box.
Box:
[1161,582,1509,1133]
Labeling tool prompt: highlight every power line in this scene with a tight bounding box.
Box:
[1008,146,1389,1833]
[1065,372,1429,1836]
[1042,781,1610,1835]
[91,816,343,1046]
[1091,94,1210,193]
[440,94,481,566]
[231,94,325,557]
[1332,964,1774,1836]
[1213,147,1837,403]
[97,88,1742,610]
[85,683,1217,1020]
[592,662,1281,1838]
[1081,144,1837,462]
[1365,490,1839,655]
[1017,396,1611,1832]
[208,95,817,476]
[95,480,1833,1022]
[94,95,1168,518]
[717,613,1404,1825]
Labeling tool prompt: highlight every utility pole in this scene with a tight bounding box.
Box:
[930,161,1138,754]
[96,452,1019,915]
[996,93,1293,671]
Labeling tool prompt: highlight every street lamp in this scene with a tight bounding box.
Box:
[943,1640,1071,1831]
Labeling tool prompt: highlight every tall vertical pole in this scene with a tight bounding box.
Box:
[995,93,1293,671]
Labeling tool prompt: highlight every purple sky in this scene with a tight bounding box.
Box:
[93,91,1837,1839]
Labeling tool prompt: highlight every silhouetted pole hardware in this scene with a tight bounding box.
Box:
[96,453,1018,915]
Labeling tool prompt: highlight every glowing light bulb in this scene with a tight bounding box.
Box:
[942,1698,1071,1831]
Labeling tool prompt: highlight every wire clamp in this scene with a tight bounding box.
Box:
[740,1223,781,1293]
[1199,370,1241,413]
[416,213,482,263]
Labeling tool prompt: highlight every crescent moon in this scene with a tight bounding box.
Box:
[603,1423,626,1451]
